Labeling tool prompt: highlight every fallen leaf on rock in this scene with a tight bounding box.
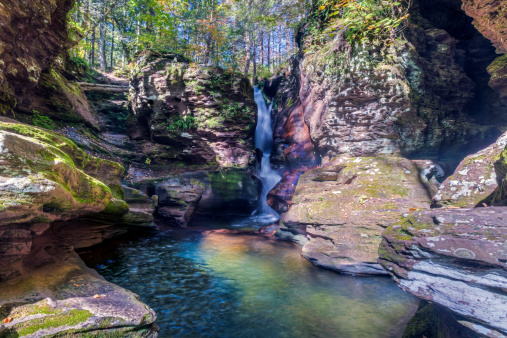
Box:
[93,294,101,299]
[74,284,80,287]
[409,208,418,211]
[3,317,13,324]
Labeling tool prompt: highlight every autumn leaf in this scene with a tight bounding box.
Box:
[93,294,101,299]
[319,5,326,10]
[3,317,13,324]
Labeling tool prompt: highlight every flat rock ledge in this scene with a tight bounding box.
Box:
[0,253,158,337]
[378,207,507,337]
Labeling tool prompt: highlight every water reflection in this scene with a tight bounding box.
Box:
[81,229,418,337]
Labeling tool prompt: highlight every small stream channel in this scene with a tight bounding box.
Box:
[81,228,419,337]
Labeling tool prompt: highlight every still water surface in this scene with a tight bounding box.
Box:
[82,228,419,337]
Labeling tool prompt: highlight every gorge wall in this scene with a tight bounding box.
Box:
[266,0,507,335]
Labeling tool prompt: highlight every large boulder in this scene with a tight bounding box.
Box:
[277,156,433,275]
[491,145,507,205]
[433,131,507,207]
[156,178,204,228]
[0,242,157,337]
[379,207,507,337]
[153,170,261,227]
[120,187,156,229]
[129,51,257,169]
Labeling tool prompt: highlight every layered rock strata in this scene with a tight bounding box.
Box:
[379,207,507,337]
[0,0,75,114]
[277,156,434,275]
[129,51,257,169]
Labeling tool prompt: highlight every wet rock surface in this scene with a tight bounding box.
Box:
[139,170,261,227]
[379,207,507,336]
[121,187,156,229]
[277,156,433,275]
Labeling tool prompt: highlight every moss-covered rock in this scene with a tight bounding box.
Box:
[0,120,127,282]
[0,251,157,337]
[433,131,507,207]
[128,51,257,169]
[402,301,481,338]
[487,54,507,105]
[491,145,507,205]
[278,156,432,275]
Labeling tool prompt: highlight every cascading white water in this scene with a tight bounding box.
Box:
[253,86,282,221]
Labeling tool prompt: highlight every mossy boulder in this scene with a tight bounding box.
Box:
[491,145,507,205]
[0,251,157,337]
[379,207,507,336]
[433,131,507,208]
[278,156,433,275]
[0,124,115,225]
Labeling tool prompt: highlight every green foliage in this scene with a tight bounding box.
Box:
[69,55,89,70]
[167,115,197,132]
[32,111,55,130]
[306,0,411,48]
[220,102,251,120]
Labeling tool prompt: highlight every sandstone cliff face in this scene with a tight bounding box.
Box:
[129,51,257,169]
[298,25,505,165]
[0,119,126,281]
[461,0,507,106]
[462,0,507,54]
[0,0,75,114]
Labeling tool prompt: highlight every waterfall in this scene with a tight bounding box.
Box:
[253,86,282,221]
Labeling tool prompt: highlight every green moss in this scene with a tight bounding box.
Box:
[5,300,63,321]
[101,199,129,216]
[209,171,257,203]
[8,309,92,336]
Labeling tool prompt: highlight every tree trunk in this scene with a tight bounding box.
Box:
[110,19,115,69]
[260,30,264,67]
[99,0,106,72]
[91,28,96,67]
[243,32,251,75]
[267,31,271,71]
[253,35,257,83]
